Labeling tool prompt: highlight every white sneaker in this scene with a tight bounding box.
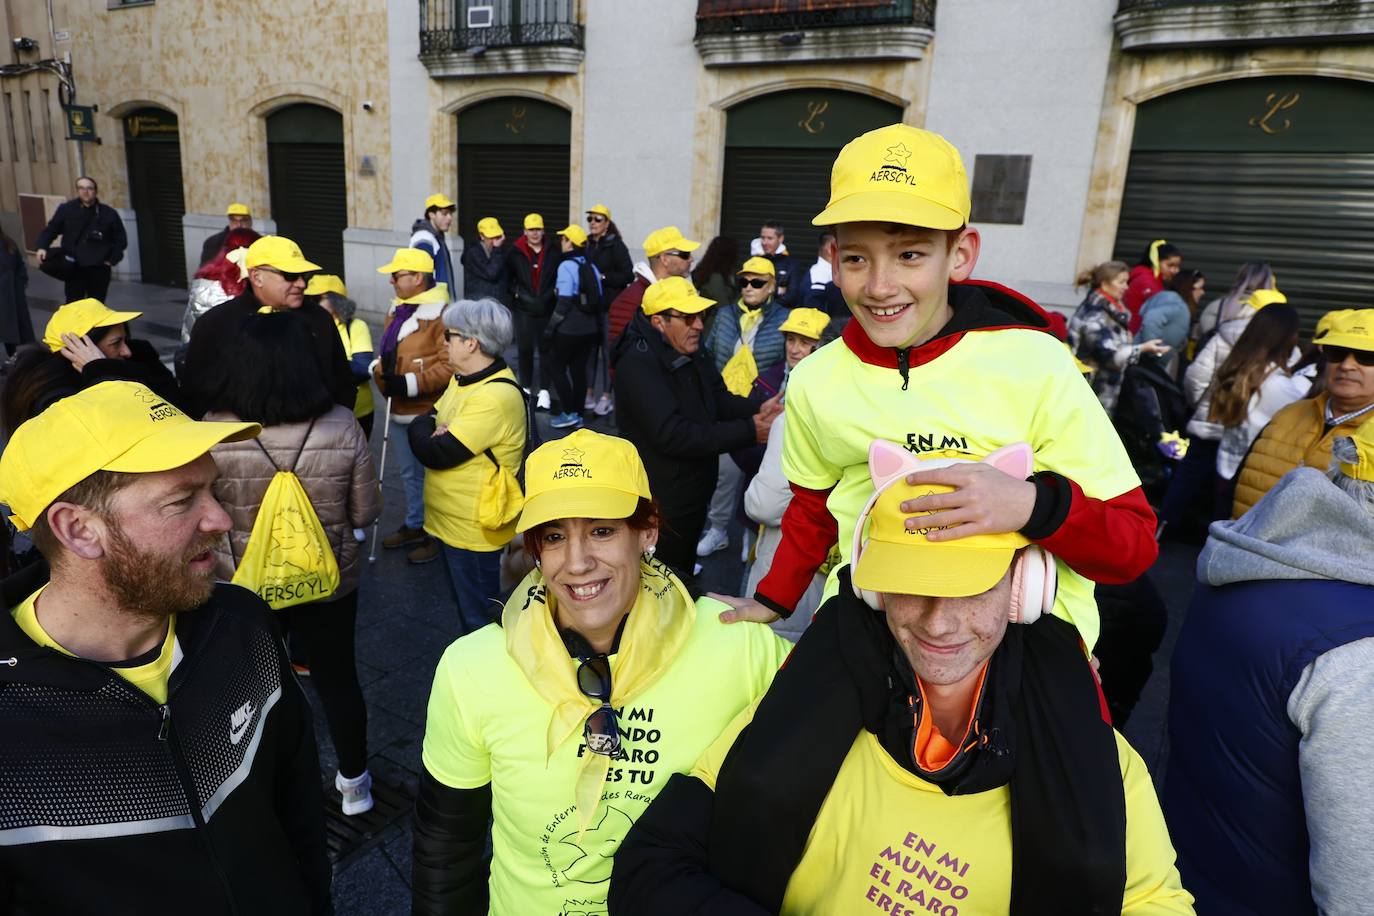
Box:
[696,527,729,558]
[585,392,597,410]
[335,770,374,816]
[594,393,614,417]
[536,389,552,411]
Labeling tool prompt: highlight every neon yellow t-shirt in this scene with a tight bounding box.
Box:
[783,328,1141,650]
[422,600,791,916]
[422,367,525,552]
[693,711,1194,915]
[336,318,375,419]
[11,586,179,704]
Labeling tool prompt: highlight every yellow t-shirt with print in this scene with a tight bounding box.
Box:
[422,367,525,552]
[336,318,375,419]
[692,709,1194,916]
[11,586,178,704]
[783,328,1141,650]
[421,600,791,916]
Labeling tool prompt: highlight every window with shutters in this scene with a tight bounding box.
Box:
[124,107,187,286]
[2,94,16,162]
[21,91,37,162]
[41,89,56,163]
[694,0,935,67]
[267,104,347,277]
[420,0,584,78]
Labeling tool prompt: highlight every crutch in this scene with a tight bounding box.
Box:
[367,392,395,563]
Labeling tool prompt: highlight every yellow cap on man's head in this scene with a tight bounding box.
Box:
[425,193,455,211]
[243,236,321,273]
[0,381,259,531]
[736,256,776,278]
[42,299,142,352]
[516,430,652,533]
[641,276,714,317]
[779,307,830,341]
[304,274,347,297]
[524,213,545,230]
[1315,309,1374,353]
[558,224,589,247]
[377,248,435,275]
[813,124,970,230]
[477,217,504,238]
[642,226,700,259]
[226,202,251,217]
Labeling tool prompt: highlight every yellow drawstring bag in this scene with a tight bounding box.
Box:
[476,376,530,530]
[230,420,340,610]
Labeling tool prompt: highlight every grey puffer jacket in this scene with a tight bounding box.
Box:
[207,404,381,596]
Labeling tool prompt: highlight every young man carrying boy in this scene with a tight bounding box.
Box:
[719,125,1157,650]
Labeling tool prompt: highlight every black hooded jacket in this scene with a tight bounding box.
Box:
[0,570,332,914]
[610,311,757,519]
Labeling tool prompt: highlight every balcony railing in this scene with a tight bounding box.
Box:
[420,0,582,56]
[1114,0,1374,50]
[695,0,935,38]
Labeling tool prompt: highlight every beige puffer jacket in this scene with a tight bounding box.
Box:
[206,404,381,596]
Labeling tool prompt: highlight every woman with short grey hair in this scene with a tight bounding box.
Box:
[441,297,513,359]
[407,297,526,635]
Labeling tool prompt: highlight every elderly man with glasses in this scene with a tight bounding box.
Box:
[1232,308,1374,517]
[181,235,355,416]
[610,276,782,578]
[606,225,700,353]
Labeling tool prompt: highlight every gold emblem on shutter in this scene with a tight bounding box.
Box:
[1249,91,1300,135]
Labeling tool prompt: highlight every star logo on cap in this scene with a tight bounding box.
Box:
[562,447,585,464]
[884,143,913,168]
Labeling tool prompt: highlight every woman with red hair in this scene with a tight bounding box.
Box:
[180,227,261,344]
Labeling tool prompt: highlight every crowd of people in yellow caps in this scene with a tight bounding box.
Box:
[3,119,1374,916]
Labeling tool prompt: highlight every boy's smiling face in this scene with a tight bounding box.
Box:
[834,222,979,349]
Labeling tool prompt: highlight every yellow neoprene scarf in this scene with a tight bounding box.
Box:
[502,555,696,837]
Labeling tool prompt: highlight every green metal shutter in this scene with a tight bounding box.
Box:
[1114,150,1374,332]
[125,135,187,287]
[268,141,347,276]
[719,147,837,266]
[457,143,570,245]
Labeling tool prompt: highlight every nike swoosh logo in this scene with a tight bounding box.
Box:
[229,706,255,746]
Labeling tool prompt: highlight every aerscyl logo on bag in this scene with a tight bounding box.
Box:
[553,446,592,480]
[229,700,256,745]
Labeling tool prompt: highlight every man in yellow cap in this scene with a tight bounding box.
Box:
[1232,307,1374,517]
[723,124,1154,654]
[1165,418,1374,913]
[507,213,561,411]
[607,225,699,352]
[614,442,1192,914]
[182,235,355,416]
[544,224,604,429]
[461,216,509,305]
[583,204,632,418]
[696,255,791,559]
[610,276,780,575]
[0,380,332,912]
[199,203,255,267]
[411,193,457,301]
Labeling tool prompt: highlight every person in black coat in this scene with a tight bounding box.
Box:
[33,177,127,302]
[180,237,354,418]
[506,215,560,407]
[198,203,254,266]
[0,227,33,356]
[461,216,509,305]
[610,276,780,577]
[759,221,802,309]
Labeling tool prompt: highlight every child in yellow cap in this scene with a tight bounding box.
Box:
[726,124,1156,653]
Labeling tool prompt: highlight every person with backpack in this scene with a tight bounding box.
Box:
[204,310,382,817]
[545,224,604,430]
[406,298,527,636]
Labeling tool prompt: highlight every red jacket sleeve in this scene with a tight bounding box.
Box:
[754,483,837,618]
[1032,477,1158,585]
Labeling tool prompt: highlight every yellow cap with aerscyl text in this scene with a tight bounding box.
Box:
[852,477,1029,598]
[557,224,588,247]
[516,429,652,533]
[477,217,504,238]
[377,248,435,275]
[524,213,545,230]
[0,381,260,531]
[226,202,251,217]
[1315,308,1374,352]
[42,298,143,352]
[736,256,776,278]
[304,274,348,297]
[779,307,830,341]
[642,226,700,259]
[641,276,715,317]
[586,204,612,220]
[813,124,970,230]
[243,236,321,273]
[425,193,456,211]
